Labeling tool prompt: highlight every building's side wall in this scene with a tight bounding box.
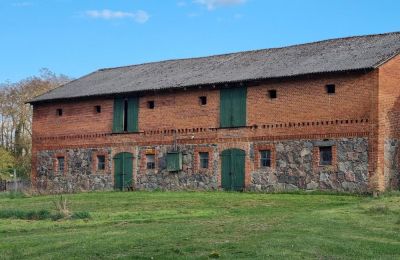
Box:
[138,89,220,130]
[32,72,376,137]
[36,148,113,193]
[248,74,373,124]
[31,71,379,193]
[32,99,114,137]
[35,137,368,193]
[37,137,368,193]
[378,54,400,190]
[251,137,368,192]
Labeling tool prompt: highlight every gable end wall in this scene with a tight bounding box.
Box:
[377,54,400,190]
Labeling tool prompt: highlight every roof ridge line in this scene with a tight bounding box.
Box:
[27,70,99,103]
[97,31,400,72]
[373,47,400,68]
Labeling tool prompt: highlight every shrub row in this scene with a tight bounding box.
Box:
[0,209,90,221]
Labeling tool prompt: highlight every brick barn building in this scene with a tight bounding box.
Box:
[29,32,400,193]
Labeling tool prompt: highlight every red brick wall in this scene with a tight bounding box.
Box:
[139,88,220,130]
[32,98,114,136]
[31,70,383,188]
[248,73,375,124]
[378,54,400,138]
[32,71,377,138]
[376,54,400,189]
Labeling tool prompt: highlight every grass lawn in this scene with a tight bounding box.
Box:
[0,191,400,259]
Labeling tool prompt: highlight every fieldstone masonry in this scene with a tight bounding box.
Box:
[136,145,219,190]
[384,139,400,189]
[36,148,113,193]
[250,138,369,192]
[35,138,369,193]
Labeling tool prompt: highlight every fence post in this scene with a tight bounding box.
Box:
[14,169,17,192]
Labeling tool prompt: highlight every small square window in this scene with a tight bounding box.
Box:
[57,157,65,172]
[319,146,332,165]
[326,84,335,94]
[147,101,155,109]
[259,150,271,167]
[95,105,101,113]
[268,90,277,99]
[199,96,207,105]
[146,154,155,169]
[97,155,105,170]
[199,152,209,169]
[56,109,63,116]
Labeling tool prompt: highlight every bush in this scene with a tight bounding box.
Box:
[0,148,15,181]
[367,205,391,214]
[0,209,51,220]
[0,209,90,221]
[50,212,64,221]
[52,195,71,218]
[5,191,27,199]
[72,211,91,219]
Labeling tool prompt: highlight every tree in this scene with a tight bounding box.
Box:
[0,147,14,180]
[0,69,72,179]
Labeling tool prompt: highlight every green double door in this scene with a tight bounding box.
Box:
[221,149,245,191]
[220,87,247,128]
[114,152,133,190]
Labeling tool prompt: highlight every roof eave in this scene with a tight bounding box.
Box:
[28,68,374,105]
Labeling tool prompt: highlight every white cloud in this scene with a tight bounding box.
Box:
[194,0,246,10]
[177,1,187,7]
[12,2,32,7]
[85,9,150,23]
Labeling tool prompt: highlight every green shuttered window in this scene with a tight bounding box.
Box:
[113,97,139,133]
[166,152,182,172]
[113,98,124,133]
[220,87,247,128]
[127,97,138,132]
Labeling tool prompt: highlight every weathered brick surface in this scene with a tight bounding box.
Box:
[32,72,376,138]
[377,54,400,190]
[31,64,400,192]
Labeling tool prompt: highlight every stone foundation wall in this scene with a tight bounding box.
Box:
[384,139,400,190]
[135,145,219,190]
[36,148,113,193]
[35,137,370,193]
[250,138,369,193]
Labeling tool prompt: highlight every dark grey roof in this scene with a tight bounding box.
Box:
[30,32,400,103]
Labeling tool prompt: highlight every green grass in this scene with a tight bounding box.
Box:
[0,191,399,259]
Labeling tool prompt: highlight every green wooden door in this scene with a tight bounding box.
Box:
[127,97,139,132]
[220,87,247,128]
[114,152,133,190]
[220,88,232,128]
[113,98,124,133]
[221,149,245,191]
[113,97,139,133]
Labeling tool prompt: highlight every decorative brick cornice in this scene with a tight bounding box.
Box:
[34,131,370,151]
[33,118,370,142]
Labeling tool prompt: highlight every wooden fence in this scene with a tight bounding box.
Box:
[0,180,31,192]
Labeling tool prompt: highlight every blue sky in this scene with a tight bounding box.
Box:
[0,0,399,83]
